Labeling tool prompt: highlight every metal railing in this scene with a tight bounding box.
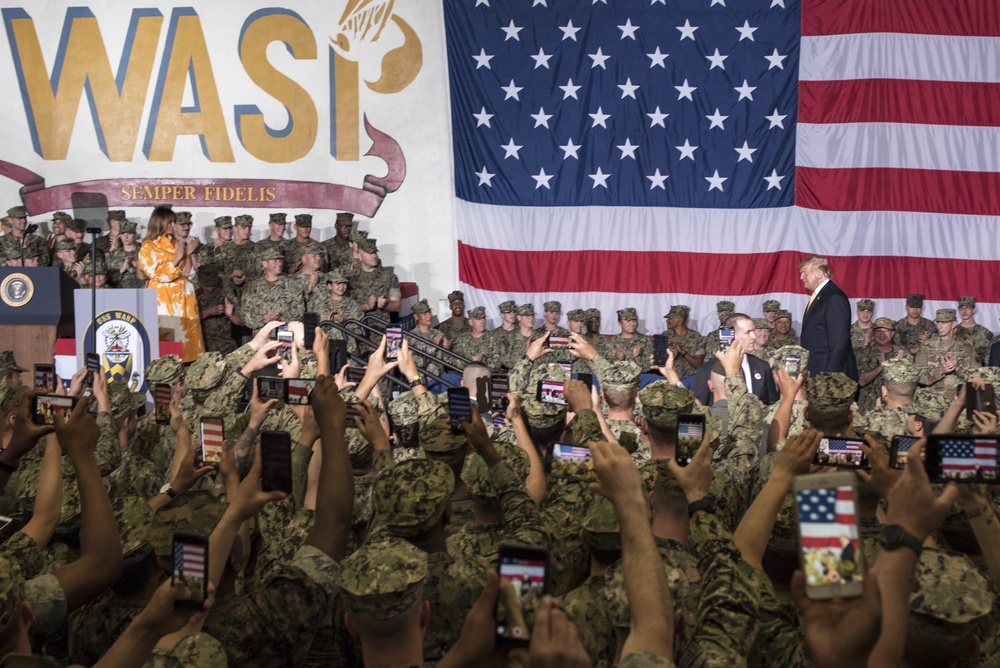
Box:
[359,314,472,375]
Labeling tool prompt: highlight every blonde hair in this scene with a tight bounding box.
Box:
[797,255,831,279]
[145,206,176,240]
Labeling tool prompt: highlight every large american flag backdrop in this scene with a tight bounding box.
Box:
[443,0,1000,333]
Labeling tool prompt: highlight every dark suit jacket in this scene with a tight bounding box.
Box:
[693,353,779,406]
[801,280,859,380]
[989,342,1000,367]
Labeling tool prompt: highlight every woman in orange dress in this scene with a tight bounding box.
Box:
[137,206,204,362]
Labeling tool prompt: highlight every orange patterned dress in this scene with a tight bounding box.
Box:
[138,235,204,362]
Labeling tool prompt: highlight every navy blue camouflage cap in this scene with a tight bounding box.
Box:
[145,354,184,384]
[637,381,695,427]
[805,372,857,412]
[372,459,454,536]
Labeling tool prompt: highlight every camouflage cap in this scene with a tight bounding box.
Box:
[326,271,349,285]
[718,310,735,324]
[107,209,126,221]
[805,373,857,412]
[581,496,621,552]
[857,299,875,311]
[107,381,146,419]
[6,205,26,218]
[909,547,992,639]
[762,299,781,313]
[0,384,26,416]
[185,351,226,393]
[907,293,925,308]
[873,317,895,330]
[151,633,228,668]
[336,212,355,226]
[149,490,227,560]
[234,214,253,227]
[372,459,454,537]
[585,308,601,320]
[51,210,72,223]
[637,381,695,427]
[905,388,950,420]
[599,361,642,392]
[543,300,561,313]
[22,245,43,261]
[882,358,919,383]
[775,309,793,321]
[300,240,324,256]
[411,299,431,315]
[420,414,466,454]
[690,404,723,443]
[603,557,691,629]
[213,216,232,228]
[54,238,76,252]
[958,296,976,308]
[196,265,221,287]
[516,303,535,316]
[967,366,1000,385]
[448,290,465,303]
[617,307,638,321]
[666,305,690,318]
[752,317,769,330]
[145,354,184,384]
[113,495,154,567]
[268,212,287,224]
[462,442,529,499]
[350,229,369,243]
[192,245,215,265]
[357,238,379,254]
[258,245,284,261]
[68,218,86,232]
[175,212,192,224]
[716,300,735,312]
[0,350,27,373]
[120,220,138,234]
[346,429,374,470]
[339,536,427,620]
[467,306,486,319]
[935,309,957,323]
[0,557,25,631]
[566,309,586,322]
[388,391,421,427]
[520,364,570,428]
[769,344,809,372]
[294,213,312,227]
[498,300,517,313]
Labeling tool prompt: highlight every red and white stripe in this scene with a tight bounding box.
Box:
[800,487,859,550]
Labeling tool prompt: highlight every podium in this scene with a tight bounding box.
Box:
[0,268,77,369]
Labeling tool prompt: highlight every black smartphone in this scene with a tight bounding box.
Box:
[495,544,548,648]
[536,380,567,406]
[966,383,997,420]
[784,354,801,378]
[448,387,472,434]
[546,443,591,477]
[345,401,363,423]
[548,334,571,349]
[31,394,77,425]
[172,532,209,609]
[345,366,367,384]
[889,435,921,470]
[257,376,288,402]
[385,326,403,361]
[719,327,735,352]
[303,312,319,350]
[199,417,225,466]
[260,430,293,494]
[793,472,864,600]
[490,373,510,412]
[575,372,593,391]
[154,383,172,425]
[85,352,100,386]
[813,436,868,469]
[329,339,348,373]
[652,334,669,367]
[33,364,56,391]
[925,434,1000,483]
[675,413,706,466]
[287,379,315,405]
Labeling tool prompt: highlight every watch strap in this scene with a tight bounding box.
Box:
[687,495,717,518]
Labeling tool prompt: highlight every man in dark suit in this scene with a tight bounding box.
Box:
[693,313,778,405]
[798,256,858,381]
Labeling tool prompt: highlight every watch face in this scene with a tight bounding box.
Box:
[881,525,903,545]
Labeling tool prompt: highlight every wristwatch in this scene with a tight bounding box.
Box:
[408,375,424,388]
[687,495,717,518]
[879,524,922,556]
[158,483,178,499]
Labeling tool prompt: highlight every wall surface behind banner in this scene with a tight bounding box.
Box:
[0,0,457,300]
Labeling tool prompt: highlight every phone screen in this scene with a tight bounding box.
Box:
[303,312,319,350]
[548,443,591,478]
[34,364,55,391]
[575,373,593,390]
[925,436,1000,482]
[536,380,567,406]
[814,437,867,469]
[496,547,548,646]
[345,366,367,384]
[154,383,172,424]
[277,331,294,355]
[385,327,403,360]
[889,435,921,470]
[795,480,863,599]
[448,388,472,434]
[172,534,208,608]
[32,395,76,425]
[560,363,573,375]
[490,374,510,411]
[257,376,287,402]
[492,413,506,429]
[200,418,225,465]
[286,379,315,406]
[676,414,705,466]
[548,334,571,349]
[345,402,363,423]
[719,327,735,352]
[652,334,668,367]
[260,431,293,494]
[784,355,801,378]
[85,352,100,372]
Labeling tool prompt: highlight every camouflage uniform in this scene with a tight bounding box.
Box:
[956,297,994,364]
[915,310,976,394]
[0,218,50,265]
[409,300,447,377]
[451,306,499,368]
[895,294,936,351]
[322,212,356,270]
[240,268,307,331]
[665,306,705,378]
[195,267,237,355]
[855,319,913,413]
[850,299,876,351]
[349,244,401,318]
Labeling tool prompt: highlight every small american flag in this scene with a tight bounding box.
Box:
[797,486,858,551]
[288,380,312,405]
[826,438,863,456]
[941,438,998,478]
[201,420,224,461]
[173,543,205,583]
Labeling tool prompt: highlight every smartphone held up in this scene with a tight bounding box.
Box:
[793,472,864,600]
